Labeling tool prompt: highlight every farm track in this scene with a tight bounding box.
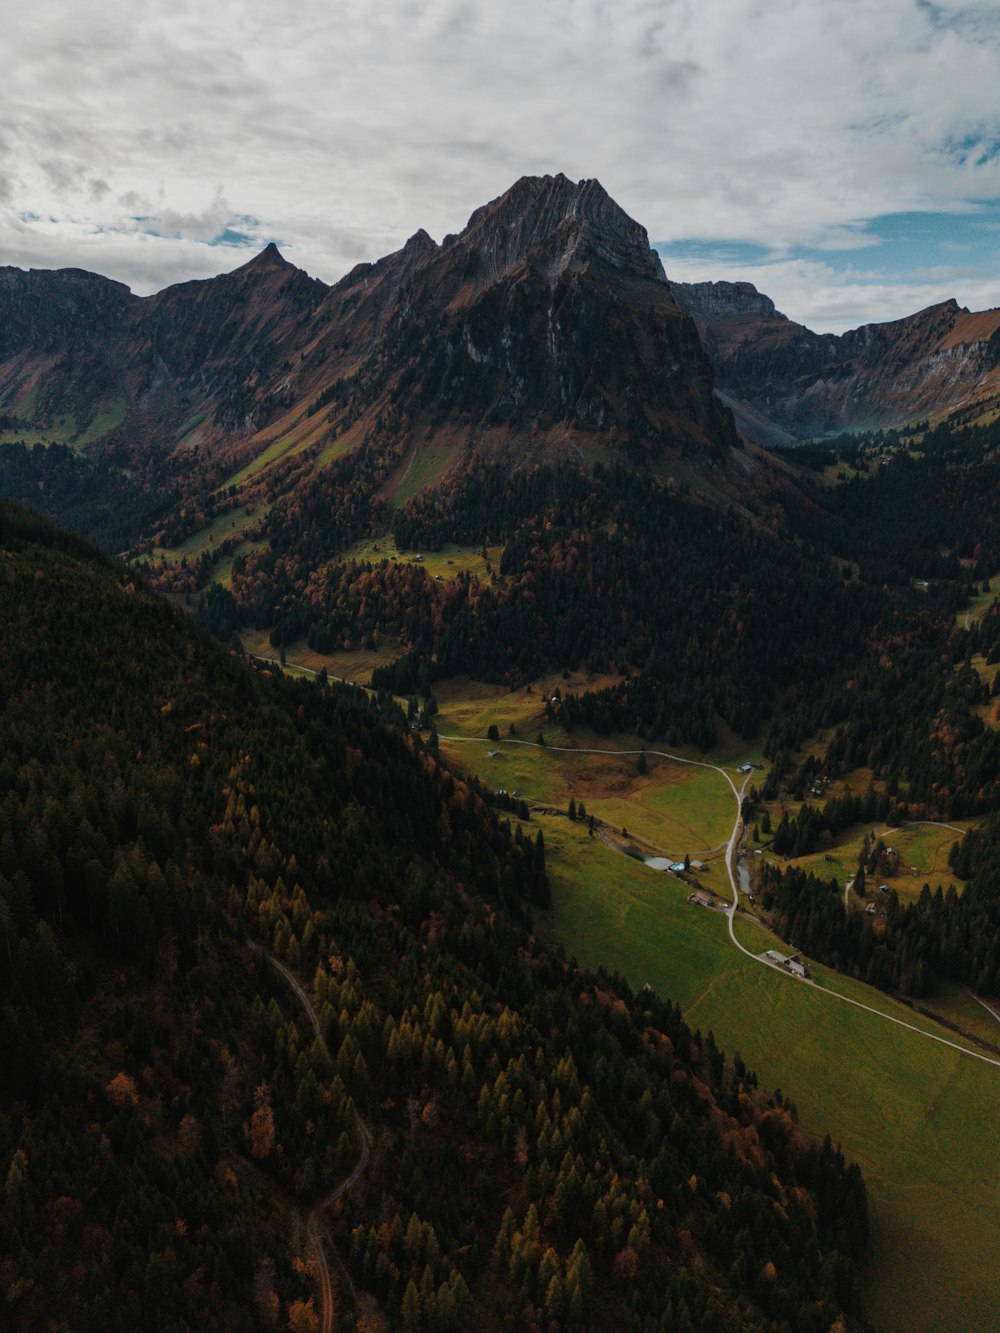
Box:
[966,989,1000,1028]
[257,949,371,1333]
[440,734,1000,1072]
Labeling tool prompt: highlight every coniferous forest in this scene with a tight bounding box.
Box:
[0,501,869,1331]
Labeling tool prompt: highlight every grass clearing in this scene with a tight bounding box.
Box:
[0,415,79,448]
[241,628,397,685]
[392,437,460,506]
[219,435,307,492]
[174,409,207,442]
[153,504,268,565]
[970,654,1000,723]
[761,819,968,908]
[435,677,563,740]
[957,578,999,626]
[213,539,264,588]
[336,535,503,582]
[77,401,125,446]
[436,701,739,848]
[314,420,367,471]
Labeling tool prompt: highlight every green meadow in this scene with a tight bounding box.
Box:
[762,818,969,908]
[392,436,460,505]
[153,503,269,565]
[957,576,999,626]
[337,535,503,582]
[241,627,397,685]
[537,814,1000,1333]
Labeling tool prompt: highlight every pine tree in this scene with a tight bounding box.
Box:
[401,1278,421,1332]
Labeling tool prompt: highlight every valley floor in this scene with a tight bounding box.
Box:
[252,644,1000,1333]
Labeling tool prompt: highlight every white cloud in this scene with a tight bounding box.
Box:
[0,0,998,329]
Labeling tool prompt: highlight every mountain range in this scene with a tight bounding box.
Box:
[0,176,734,512]
[2,176,999,490]
[672,280,1000,444]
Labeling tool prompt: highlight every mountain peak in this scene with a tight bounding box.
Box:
[403,228,437,255]
[452,173,667,285]
[240,241,293,274]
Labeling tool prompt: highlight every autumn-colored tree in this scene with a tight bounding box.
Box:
[4,1148,30,1213]
[286,1296,320,1333]
[246,1083,276,1159]
[106,1072,139,1107]
[611,1246,640,1282]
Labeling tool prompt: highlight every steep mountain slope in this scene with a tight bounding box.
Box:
[0,501,869,1331]
[0,246,326,454]
[672,280,1000,441]
[298,173,735,464]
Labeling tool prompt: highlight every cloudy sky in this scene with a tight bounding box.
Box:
[4,0,1000,331]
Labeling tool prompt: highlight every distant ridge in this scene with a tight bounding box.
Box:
[673,278,1000,440]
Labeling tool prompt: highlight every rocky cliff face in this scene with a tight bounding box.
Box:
[297,173,736,462]
[0,267,135,359]
[672,280,781,322]
[452,173,668,286]
[673,281,1000,440]
[124,243,327,433]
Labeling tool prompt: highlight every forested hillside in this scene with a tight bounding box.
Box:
[0,502,869,1331]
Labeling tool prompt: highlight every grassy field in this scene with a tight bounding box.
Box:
[174,409,207,443]
[439,719,741,903]
[757,818,969,908]
[336,535,504,582]
[213,539,263,588]
[76,400,125,446]
[153,503,268,565]
[0,402,123,449]
[0,415,79,448]
[392,437,460,506]
[218,434,311,492]
[957,578,999,626]
[536,814,1000,1333]
[241,628,397,685]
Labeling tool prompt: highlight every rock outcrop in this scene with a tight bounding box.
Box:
[672,280,781,322]
[451,173,668,286]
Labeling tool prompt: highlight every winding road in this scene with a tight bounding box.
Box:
[440,732,1000,1072]
[260,950,372,1333]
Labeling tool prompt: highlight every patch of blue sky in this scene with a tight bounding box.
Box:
[655,238,773,271]
[657,203,1000,285]
[210,223,261,248]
